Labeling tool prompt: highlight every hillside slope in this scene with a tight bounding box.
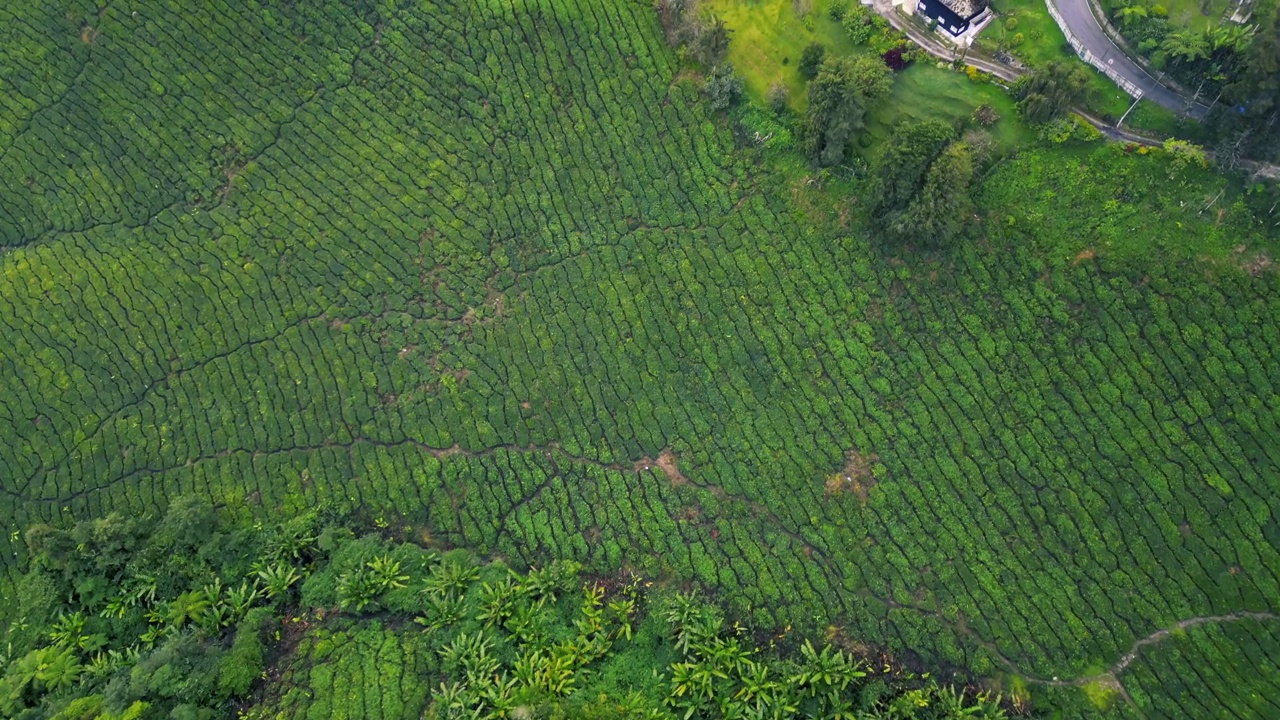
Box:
[1,0,1278,716]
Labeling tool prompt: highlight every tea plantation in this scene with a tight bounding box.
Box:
[1,0,1277,717]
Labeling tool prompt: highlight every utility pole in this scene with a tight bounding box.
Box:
[1118,92,1143,127]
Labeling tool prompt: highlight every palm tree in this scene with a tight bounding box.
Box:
[163,590,211,629]
[35,647,81,692]
[1162,29,1210,63]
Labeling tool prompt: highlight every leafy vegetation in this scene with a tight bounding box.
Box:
[0,0,1278,719]
[2,503,1011,720]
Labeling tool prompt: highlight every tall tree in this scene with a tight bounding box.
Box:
[1215,0,1279,161]
[873,119,958,217]
[1012,61,1093,123]
[804,56,892,166]
[889,141,976,245]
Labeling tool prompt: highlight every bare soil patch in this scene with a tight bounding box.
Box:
[825,449,878,504]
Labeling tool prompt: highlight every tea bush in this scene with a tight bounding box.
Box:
[0,0,1277,717]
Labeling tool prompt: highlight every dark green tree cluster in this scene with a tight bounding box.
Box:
[872,120,981,245]
[1,498,321,719]
[1011,61,1093,124]
[4,504,1016,720]
[804,56,893,165]
[1105,0,1260,104]
[1210,0,1280,164]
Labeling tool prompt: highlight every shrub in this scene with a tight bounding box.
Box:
[216,609,270,697]
[972,104,1000,125]
[799,42,826,78]
[881,46,909,70]
[702,64,744,111]
[767,82,790,112]
[1004,17,1019,31]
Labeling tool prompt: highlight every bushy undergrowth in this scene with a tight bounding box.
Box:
[2,502,1010,720]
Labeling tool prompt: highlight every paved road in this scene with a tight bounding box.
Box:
[1048,0,1209,118]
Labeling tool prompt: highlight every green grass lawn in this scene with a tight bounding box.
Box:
[705,0,857,111]
[979,0,1070,66]
[864,63,1035,150]
[1145,0,1231,29]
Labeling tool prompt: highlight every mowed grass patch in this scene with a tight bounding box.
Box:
[864,63,1034,151]
[980,0,1072,66]
[1156,0,1232,30]
[704,0,857,110]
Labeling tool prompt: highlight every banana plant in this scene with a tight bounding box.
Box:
[337,567,382,612]
[695,635,752,675]
[255,562,302,599]
[607,596,635,640]
[225,580,262,620]
[475,577,523,629]
[99,595,132,620]
[502,601,548,646]
[129,572,158,607]
[416,593,469,632]
[438,631,497,680]
[512,649,576,697]
[47,611,88,649]
[476,672,519,717]
[421,560,479,599]
[790,640,865,698]
[366,554,410,593]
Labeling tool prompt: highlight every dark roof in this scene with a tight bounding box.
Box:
[917,0,987,31]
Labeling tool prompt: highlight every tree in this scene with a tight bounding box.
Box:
[804,56,892,166]
[889,140,976,245]
[702,64,744,111]
[798,43,825,79]
[1012,61,1093,123]
[689,15,731,65]
[1206,2,1277,162]
[1161,29,1210,64]
[873,119,958,216]
[1162,138,1209,177]
[1114,4,1148,27]
[767,82,789,112]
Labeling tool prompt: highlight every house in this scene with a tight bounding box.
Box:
[914,0,991,40]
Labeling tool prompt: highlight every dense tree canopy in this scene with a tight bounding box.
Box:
[1012,61,1093,124]
[873,119,958,217]
[804,55,892,166]
[888,140,976,245]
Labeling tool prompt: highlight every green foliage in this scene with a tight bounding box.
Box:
[888,140,977,245]
[702,64,745,112]
[798,42,826,79]
[217,609,270,697]
[0,2,1278,720]
[874,119,959,217]
[805,55,893,165]
[1013,61,1094,123]
[842,3,887,45]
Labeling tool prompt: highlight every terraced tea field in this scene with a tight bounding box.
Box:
[1,0,1277,716]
